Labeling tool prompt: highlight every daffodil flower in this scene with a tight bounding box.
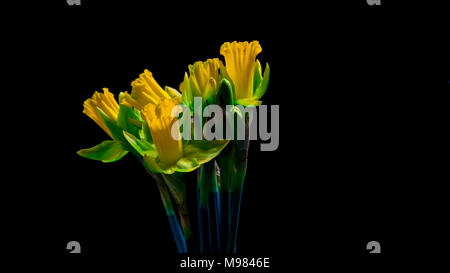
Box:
[77,41,271,253]
[122,69,181,110]
[217,41,270,253]
[220,41,270,106]
[82,88,119,138]
[123,98,229,174]
[78,88,135,162]
[180,58,222,110]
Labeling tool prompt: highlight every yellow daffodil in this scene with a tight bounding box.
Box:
[220,41,270,106]
[141,98,183,165]
[79,88,131,163]
[180,58,222,108]
[123,97,229,174]
[83,88,119,138]
[122,69,181,110]
[220,41,261,99]
[78,42,272,254]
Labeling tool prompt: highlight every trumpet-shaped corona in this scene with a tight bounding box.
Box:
[83,88,119,138]
[220,41,262,100]
[123,69,171,110]
[141,99,183,165]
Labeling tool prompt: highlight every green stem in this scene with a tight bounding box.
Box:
[211,161,222,252]
[218,116,250,253]
[161,174,193,252]
[217,144,232,253]
[142,161,187,253]
[197,162,212,253]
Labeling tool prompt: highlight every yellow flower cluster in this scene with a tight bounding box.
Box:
[82,40,267,167]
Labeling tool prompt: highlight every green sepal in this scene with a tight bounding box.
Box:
[181,72,194,112]
[139,120,153,143]
[253,60,263,93]
[253,62,270,100]
[77,140,128,163]
[219,60,269,106]
[217,78,234,107]
[234,62,270,107]
[204,86,219,106]
[219,63,235,99]
[116,104,142,137]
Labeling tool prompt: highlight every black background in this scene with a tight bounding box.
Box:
[6,0,428,270]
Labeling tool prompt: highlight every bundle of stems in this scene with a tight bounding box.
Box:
[143,106,250,253]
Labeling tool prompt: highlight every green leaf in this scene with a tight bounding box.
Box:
[77,140,128,163]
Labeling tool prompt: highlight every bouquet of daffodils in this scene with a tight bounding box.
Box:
[78,41,270,253]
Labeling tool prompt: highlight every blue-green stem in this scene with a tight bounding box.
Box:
[142,161,187,253]
[197,160,221,253]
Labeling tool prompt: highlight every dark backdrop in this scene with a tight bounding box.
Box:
[7,0,423,270]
